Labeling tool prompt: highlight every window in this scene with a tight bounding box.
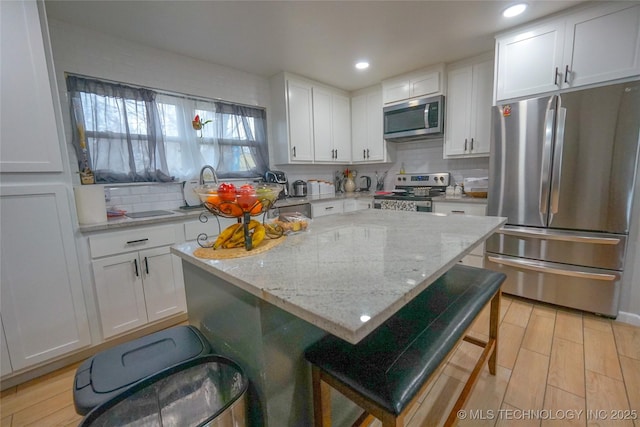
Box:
[67,75,269,183]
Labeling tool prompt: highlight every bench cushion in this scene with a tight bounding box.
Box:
[304,265,505,415]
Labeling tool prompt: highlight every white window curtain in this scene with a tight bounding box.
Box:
[67,75,269,183]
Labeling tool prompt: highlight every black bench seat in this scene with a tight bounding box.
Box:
[304,264,506,427]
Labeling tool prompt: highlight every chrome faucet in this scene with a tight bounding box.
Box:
[199,165,218,186]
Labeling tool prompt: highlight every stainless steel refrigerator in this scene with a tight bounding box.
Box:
[485,80,640,317]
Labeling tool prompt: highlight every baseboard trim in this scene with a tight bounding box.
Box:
[616,311,640,327]
[0,313,189,391]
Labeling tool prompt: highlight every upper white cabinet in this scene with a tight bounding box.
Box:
[270,72,350,165]
[1,185,91,371]
[444,56,493,158]
[382,64,445,104]
[0,0,63,172]
[351,86,391,164]
[495,2,640,101]
[313,87,351,163]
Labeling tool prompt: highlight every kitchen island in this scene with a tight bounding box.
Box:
[171,209,506,426]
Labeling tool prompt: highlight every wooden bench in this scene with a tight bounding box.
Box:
[304,265,505,427]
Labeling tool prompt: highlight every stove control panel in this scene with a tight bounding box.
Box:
[395,172,450,188]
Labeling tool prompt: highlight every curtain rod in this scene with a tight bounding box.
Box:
[64,72,266,111]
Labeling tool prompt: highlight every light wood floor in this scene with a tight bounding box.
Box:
[1,295,638,427]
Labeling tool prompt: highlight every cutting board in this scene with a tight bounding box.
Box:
[183,180,202,207]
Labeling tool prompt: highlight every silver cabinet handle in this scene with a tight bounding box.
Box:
[144,257,149,274]
[451,210,466,214]
[564,65,570,84]
[292,146,296,157]
[487,255,617,281]
[335,149,337,159]
[464,138,468,151]
[325,206,334,210]
[497,226,621,245]
[363,149,366,159]
[554,67,559,86]
[470,138,474,151]
[126,238,148,245]
[366,149,370,159]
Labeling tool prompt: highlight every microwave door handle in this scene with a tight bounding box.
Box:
[423,103,431,129]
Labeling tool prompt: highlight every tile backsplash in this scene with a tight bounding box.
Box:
[105,183,185,213]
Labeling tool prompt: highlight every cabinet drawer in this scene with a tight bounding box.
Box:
[311,200,344,217]
[434,202,486,217]
[89,225,179,258]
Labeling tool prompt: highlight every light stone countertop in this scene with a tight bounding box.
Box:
[78,192,375,232]
[431,195,488,204]
[171,209,506,344]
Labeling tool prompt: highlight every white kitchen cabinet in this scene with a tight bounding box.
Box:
[0,185,91,371]
[495,2,640,101]
[89,225,186,339]
[1,315,12,376]
[343,198,372,212]
[0,0,63,173]
[351,86,391,163]
[433,201,487,266]
[382,64,445,104]
[311,200,344,218]
[270,74,314,164]
[313,87,351,163]
[444,57,493,158]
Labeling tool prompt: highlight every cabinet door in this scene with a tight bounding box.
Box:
[444,66,473,156]
[563,3,640,88]
[311,200,344,217]
[365,90,385,161]
[312,87,333,162]
[0,0,63,172]
[0,185,90,369]
[469,60,494,155]
[410,72,440,98]
[495,21,565,101]
[93,253,148,339]
[1,315,12,376]
[382,80,410,104]
[351,94,368,162]
[140,246,186,323]
[286,79,314,162]
[332,94,351,163]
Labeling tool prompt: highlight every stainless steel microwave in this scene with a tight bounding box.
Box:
[383,95,445,141]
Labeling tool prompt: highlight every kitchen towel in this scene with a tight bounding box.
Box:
[74,185,107,224]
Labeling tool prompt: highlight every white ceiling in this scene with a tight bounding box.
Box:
[44,0,586,92]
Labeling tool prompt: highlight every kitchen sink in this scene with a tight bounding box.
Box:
[125,210,175,218]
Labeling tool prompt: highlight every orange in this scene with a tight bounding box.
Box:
[250,201,263,215]
[218,202,243,217]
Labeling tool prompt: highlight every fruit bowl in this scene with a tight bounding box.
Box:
[193,183,282,218]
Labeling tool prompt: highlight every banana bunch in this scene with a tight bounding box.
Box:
[213,220,268,249]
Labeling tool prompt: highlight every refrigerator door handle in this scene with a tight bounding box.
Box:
[549,106,567,221]
[497,226,622,245]
[539,104,555,219]
[487,255,617,281]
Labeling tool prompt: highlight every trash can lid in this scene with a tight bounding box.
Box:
[92,326,208,393]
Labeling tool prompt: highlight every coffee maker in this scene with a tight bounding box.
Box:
[264,170,289,199]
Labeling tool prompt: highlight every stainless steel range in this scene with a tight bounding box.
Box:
[373,172,450,212]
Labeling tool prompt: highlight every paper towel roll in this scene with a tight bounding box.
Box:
[74,185,107,225]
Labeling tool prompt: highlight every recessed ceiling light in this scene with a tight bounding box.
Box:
[355,61,370,70]
[503,3,527,18]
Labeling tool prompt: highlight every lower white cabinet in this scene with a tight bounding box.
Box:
[433,201,487,266]
[89,225,186,340]
[344,198,373,212]
[0,185,91,371]
[1,315,12,376]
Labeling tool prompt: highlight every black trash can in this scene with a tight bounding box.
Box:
[79,354,248,427]
[74,325,211,415]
